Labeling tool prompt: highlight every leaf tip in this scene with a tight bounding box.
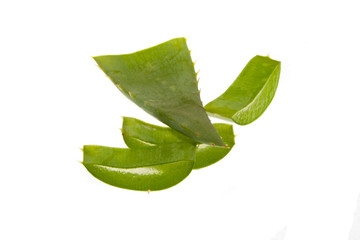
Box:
[92,56,101,65]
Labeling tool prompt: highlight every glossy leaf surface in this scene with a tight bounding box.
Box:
[205,55,281,125]
[83,143,195,191]
[122,117,235,169]
[93,38,224,146]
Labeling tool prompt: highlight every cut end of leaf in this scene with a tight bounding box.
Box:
[205,55,281,125]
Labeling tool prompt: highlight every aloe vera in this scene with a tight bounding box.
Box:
[84,39,282,191]
[122,117,235,169]
[83,143,195,191]
[205,55,281,125]
[93,38,224,146]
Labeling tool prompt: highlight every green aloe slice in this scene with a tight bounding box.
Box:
[93,38,224,146]
[82,143,195,191]
[205,55,281,125]
[122,117,235,169]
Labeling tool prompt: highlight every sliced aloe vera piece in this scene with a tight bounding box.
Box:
[82,143,195,191]
[93,38,224,146]
[122,117,234,169]
[121,117,196,147]
[205,55,281,125]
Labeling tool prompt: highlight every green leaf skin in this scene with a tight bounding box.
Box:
[83,143,195,191]
[193,124,234,169]
[122,117,196,147]
[205,55,281,125]
[122,117,235,169]
[93,38,224,146]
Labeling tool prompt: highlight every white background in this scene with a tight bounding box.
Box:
[1,1,360,240]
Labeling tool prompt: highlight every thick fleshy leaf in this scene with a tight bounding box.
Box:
[82,143,195,191]
[93,38,224,146]
[122,117,235,169]
[205,55,281,125]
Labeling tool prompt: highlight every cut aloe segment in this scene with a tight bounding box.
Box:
[93,38,224,146]
[82,143,195,191]
[205,55,281,125]
[122,117,235,169]
[122,117,196,147]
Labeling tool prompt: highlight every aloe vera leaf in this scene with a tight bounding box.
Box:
[205,55,281,125]
[82,143,195,191]
[121,117,234,169]
[93,38,224,146]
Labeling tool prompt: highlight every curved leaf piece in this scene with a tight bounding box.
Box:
[93,38,224,146]
[82,143,195,191]
[205,55,281,125]
[122,117,235,169]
